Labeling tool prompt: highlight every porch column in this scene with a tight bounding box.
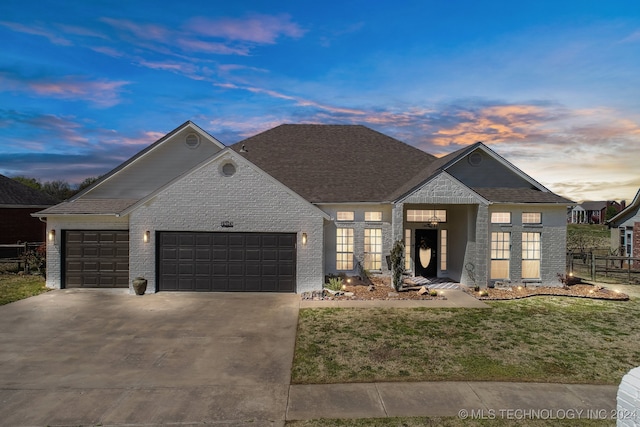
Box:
[475,204,489,287]
[391,202,404,245]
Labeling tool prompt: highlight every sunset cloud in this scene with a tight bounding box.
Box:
[188,14,306,43]
[0,21,71,45]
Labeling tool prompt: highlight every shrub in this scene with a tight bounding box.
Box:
[389,240,405,291]
[326,277,344,291]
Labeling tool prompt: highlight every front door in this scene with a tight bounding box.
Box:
[415,229,437,277]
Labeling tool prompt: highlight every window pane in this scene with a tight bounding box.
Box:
[364,228,382,270]
[522,260,540,279]
[336,228,354,270]
[404,229,411,271]
[491,232,510,279]
[337,211,354,221]
[522,212,542,224]
[407,209,446,222]
[491,212,511,224]
[365,211,382,221]
[440,229,447,271]
[491,260,510,279]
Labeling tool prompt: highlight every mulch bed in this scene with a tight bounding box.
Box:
[472,283,629,301]
[302,275,630,301]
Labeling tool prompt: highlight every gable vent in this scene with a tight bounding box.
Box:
[185,133,200,149]
[468,152,483,166]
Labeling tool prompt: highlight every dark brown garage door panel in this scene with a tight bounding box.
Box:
[158,232,296,292]
[64,230,129,288]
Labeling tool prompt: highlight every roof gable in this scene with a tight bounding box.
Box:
[231,124,436,203]
[0,174,56,207]
[392,142,573,204]
[398,171,489,205]
[124,148,329,219]
[608,188,640,226]
[73,121,225,201]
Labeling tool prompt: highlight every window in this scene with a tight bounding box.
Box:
[404,229,412,271]
[522,232,541,279]
[336,211,354,221]
[336,228,354,270]
[364,229,382,270]
[440,229,448,271]
[522,212,542,224]
[365,211,382,221]
[406,209,447,222]
[491,212,511,224]
[490,232,510,279]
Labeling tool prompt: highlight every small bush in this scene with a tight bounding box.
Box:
[326,277,344,291]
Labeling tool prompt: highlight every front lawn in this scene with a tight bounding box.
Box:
[0,274,49,305]
[292,295,640,385]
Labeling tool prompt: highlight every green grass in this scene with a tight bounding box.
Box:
[286,416,614,426]
[0,274,49,305]
[292,295,640,385]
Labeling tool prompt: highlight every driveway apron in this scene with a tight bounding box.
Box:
[0,289,300,426]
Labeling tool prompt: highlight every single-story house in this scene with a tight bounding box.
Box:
[569,200,625,224]
[608,188,640,264]
[0,174,56,248]
[35,121,573,293]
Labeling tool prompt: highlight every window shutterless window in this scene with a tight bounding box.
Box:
[490,232,510,279]
[406,209,446,222]
[522,212,542,224]
[336,211,354,221]
[491,212,511,224]
[364,228,382,270]
[522,232,541,279]
[404,229,412,271]
[440,229,448,271]
[365,211,382,221]
[336,228,354,270]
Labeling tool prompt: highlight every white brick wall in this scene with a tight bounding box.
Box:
[617,366,640,427]
[129,151,326,293]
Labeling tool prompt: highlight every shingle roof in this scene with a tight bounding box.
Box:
[472,188,574,204]
[580,201,608,211]
[0,174,57,207]
[35,199,139,215]
[231,124,436,203]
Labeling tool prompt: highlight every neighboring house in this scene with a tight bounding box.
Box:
[569,201,625,224]
[0,174,56,247]
[607,188,640,264]
[35,121,573,293]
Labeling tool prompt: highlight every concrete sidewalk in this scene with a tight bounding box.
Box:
[300,289,489,309]
[286,381,618,421]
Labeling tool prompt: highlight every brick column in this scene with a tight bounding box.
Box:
[634,222,640,268]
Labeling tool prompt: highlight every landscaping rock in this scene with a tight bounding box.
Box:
[417,285,429,295]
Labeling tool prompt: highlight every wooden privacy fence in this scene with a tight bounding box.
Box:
[568,251,640,282]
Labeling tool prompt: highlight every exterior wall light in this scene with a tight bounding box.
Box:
[48,229,55,242]
[143,231,150,243]
[302,233,307,245]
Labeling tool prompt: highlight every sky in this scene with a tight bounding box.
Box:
[1,1,639,203]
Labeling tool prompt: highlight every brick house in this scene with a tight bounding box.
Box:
[569,200,625,224]
[608,188,640,266]
[35,121,573,293]
[0,174,56,246]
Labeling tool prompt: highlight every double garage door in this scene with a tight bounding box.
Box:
[158,232,296,292]
[64,230,296,292]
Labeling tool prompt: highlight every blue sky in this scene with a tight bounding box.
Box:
[1,0,639,202]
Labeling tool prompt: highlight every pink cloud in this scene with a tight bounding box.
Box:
[28,79,129,107]
[176,38,250,55]
[100,17,170,42]
[188,14,306,43]
[0,21,71,45]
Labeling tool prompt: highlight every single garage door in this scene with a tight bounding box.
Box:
[158,232,296,292]
[64,230,129,288]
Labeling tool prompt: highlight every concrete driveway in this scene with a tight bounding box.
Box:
[0,289,300,427]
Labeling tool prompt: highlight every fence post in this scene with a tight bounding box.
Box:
[591,252,596,280]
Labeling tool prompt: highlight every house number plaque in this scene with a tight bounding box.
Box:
[221,221,234,228]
